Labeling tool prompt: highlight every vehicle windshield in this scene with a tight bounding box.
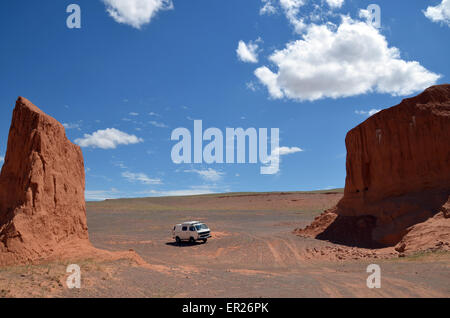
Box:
[195,224,208,231]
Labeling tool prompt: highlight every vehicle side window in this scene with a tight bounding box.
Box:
[182,226,187,231]
[189,226,195,231]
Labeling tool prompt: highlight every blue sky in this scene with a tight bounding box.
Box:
[0,0,449,200]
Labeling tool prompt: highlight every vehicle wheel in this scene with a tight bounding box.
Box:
[175,237,181,244]
[202,239,207,243]
[189,237,195,243]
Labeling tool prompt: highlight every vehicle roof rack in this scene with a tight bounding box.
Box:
[182,221,201,225]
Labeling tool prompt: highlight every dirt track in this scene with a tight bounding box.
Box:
[1,192,449,297]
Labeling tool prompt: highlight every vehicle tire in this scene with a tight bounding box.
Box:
[175,236,181,244]
[202,239,207,243]
[189,237,195,243]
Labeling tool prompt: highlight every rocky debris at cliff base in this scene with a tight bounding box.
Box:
[295,208,338,239]
[302,244,397,261]
[394,199,450,255]
[296,204,450,258]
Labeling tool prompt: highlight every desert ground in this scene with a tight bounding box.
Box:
[0,190,448,298]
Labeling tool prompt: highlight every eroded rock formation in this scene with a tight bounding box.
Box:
[298,84,450,249]
[0,97,90,265]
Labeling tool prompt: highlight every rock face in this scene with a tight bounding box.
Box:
[0,97,90,265]
[298,84,450,248]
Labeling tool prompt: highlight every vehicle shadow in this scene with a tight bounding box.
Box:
[165,241,206,247]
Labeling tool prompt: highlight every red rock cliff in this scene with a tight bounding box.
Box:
[337,84,450,245]
[0,97,90,265]
[298,85,450,248]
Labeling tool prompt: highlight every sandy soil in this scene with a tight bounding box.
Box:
[0,191,449,298]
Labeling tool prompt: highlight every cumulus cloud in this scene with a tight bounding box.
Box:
[75,128,143,149]
[326,0,344,9]
[355,109,381,117]
[424,0,450,26]
[102,0,173,29]
[236,40,261,63]
[255,18,440,101]
[185,168,224,182]
[122,171,162,185]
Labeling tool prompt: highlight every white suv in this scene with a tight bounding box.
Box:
[172,221,211,244]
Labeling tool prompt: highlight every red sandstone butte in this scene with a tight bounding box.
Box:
[298,84,450,248]
[0,97,90,266]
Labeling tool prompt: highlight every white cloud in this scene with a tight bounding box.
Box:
[75,128,143,149]
[185,168,224,182]
[122,171,162,185]
[0,156,4,164]
[158,189,214,196]
[140,184,227,197]
[85,187,214,200]
[424,0,450,26]
[279,0,307,33]
[236,40,260,63]
[86,185,225,200]
[85,188,121,201]
[274,146,303,156]
[260,0,277,15]
[141,188,216,197]
[259,0,344,33]
[63,122,81,130]
[129,112,139,116]
[113,161,128,169]
[102,0,173,29]
[255,18,440,101]
[355,109,381,117]
[149,120,169,128]
[326,0,344,9]
[254,66,284,98]
[246,81,259,91]
[358,8,370,21]
[262,146,303,174]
